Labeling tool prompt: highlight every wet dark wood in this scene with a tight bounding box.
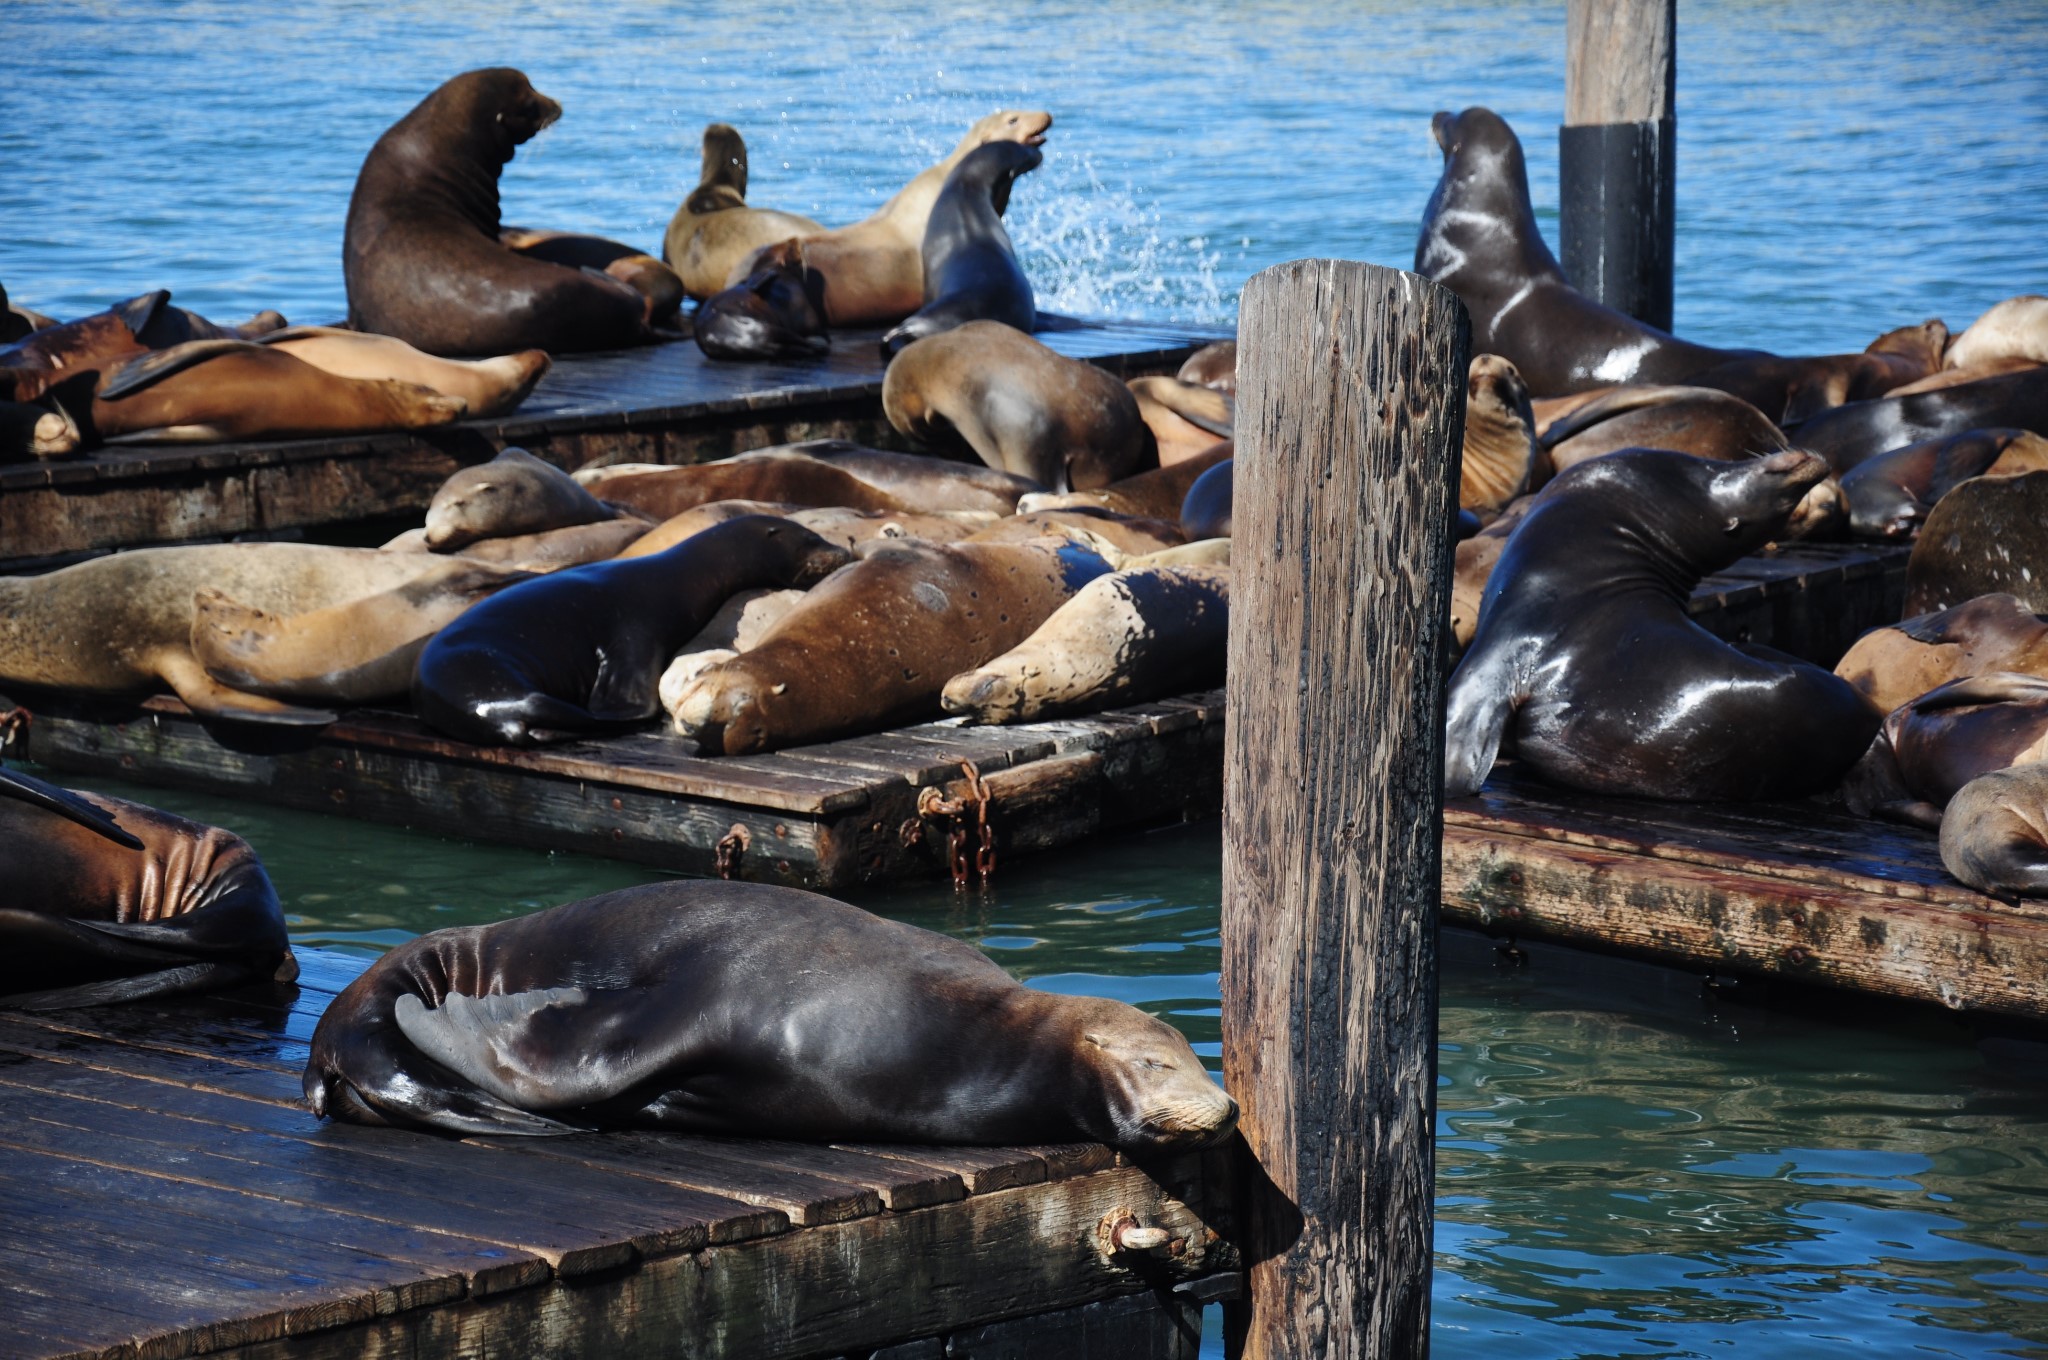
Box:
[0,947,1237,1360]
[0,317,1226,571]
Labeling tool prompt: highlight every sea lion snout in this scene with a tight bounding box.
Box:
[1430,110,1457,155]
[1080,1008,1240,1153]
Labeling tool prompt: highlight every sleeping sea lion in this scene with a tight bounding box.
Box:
[941,565,1228,723]
[656,587,810,721]
[1449,496,1535,650]
[755,441,1045,513]
[1443,449,1878,800]
[692,238,829,362]
[499,227,686,328]
[1946,296,2048,372]
[0,765,294,1010]
[1016,440,1232,522]
[1417,107,1752,396]
[1840,429,2048,539]
[1885,673,2048,808]
[1686,320,1950,425]
[303,879,1236,1149]
[396,518,649,574]
[620,502,994,559]
[1788,367,2048,474]
[413,517,851,745]
[882,321,1156,491]
[672,536,1114,754]
[574,454,911,520]
[1837,593,2048,715]
[343,69,651,356]
[879,140,1040,360]
[424,447,620,550]
[964,508,1183,557]
[1905,469,2048,614]
[257,326,549,419]
[1886,358,2042,398]
[1177,340,1236,393]
[662,123,825,300]
[1940,764,2048,898]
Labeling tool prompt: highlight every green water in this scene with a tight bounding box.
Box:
[41,769,2048,1358]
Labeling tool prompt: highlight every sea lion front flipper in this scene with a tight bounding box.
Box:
[157,652,338,727]
[1443,644,1523,798]
[97,339,267,402]
[1905,672,2048,716]
[0,766,145,849]
[396,986,660,1112]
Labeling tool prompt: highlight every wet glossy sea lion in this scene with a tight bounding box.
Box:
[942,565,1228,723]
[1885,673,2048,809]
[662,123,825,300]
[414,517,851,745]
[1179,460,1233,541]
[748,110,1054,327]
[499,227,686,328]
[882,322,1156,491]
[1940,764,2048,897]
[1461,355,1540,513]
[191,557,529,706]
[1541,384,1788,473]
[1127,377,1234,467]
[1689,320,1950,425]
[1905,469,2048,615]
[259,326,550,419]
[0,543,526,724]
[1946,296,2048,372]
[1839,429,2048,539]
[303,878,1236,1148]
[1788,367,2048,474]
[0,765,294,1010]
[693,239,829,362]
[1444,449,1879,799]
[1417,107,1750,397]
[672,536,1114,754]
[1837,593,2048,715]
[425,447,619,550]
[1177,340,1236,394]
[344,69,650,356]
[879,140,1040,360]
[575,454,911,520]
[1018,440,1232,522]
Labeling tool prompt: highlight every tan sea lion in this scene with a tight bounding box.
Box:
[965,509,1183,557]
[941,565,1228,723]
[740,110,1054,327]
[1127,376,1234,467]
[616,501,803,558]
[1450,496,1533,649]
[1946,296,2048,372]
[656,587,808,721]
[576,454,911,520]
[662,123,825,300]
[1177,340,1236,394]
[672,536,1114,753]
[754,440,1045,513]
[620,501,994,559]
[259,326,551,418]
[424,447,620,550]
[91,341,466,444]
[1837,593,2048,715]
[1461,355,1540,513]
[1017,440,1233,520]
[1905,469,2048,614]
[1940,764,2048,897]
[882,321,1156,491]
[430,519,652,573]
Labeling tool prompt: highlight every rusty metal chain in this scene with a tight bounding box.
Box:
[915,760,997,887]
[714,823,751,880]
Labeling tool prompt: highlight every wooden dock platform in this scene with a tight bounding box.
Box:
[0,948,1238,1360]
[0,316,1226,572]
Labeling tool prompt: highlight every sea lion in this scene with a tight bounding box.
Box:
[1837,593,2048,715]
[575,454,911,520]
[662,123,826,300]
[0,543,524,724]
[692,239,829,362]
[1885,673,2048,809]
[672,536,1114,754]
[1019,441,1233,521]
[1541,384,1788,473]
[1946,296,2048,372]
[499,228,686,328]
[615,500,804,557]
[620,502,994,559]
[656,587,809,721]
[343,69,650,356]
[424,447,620,550]
[1127,377,1235,467]
[941,565,1228,723]
[1905,469,2048,614]
[760,441,1045,513]
[302,879,1237,1149]
[882,321,1156,491]
[743,110,1054,327]
[964,508,1183,557]
[1417,107,1750,396]
[1886,358,2042,398]
[413,516,851,745]
[86,341,466,444]
[1179,460,1232,541]
[1449,496,1534,650]
[1840,429,2048,539]
[1177,340,1236,394]
[1688,320,1950,425]
[258,325,550,418]
[401,518,649,574]
[1788,367,2048,474]
[0,284,34,345]
[879,140,1040,360]
[1461,355,1540,513]
[193,558,530,705]
[1443,449,1879,800]
[0,765,294,1010]
[1940,764,2048,897]
[0,292,163,407]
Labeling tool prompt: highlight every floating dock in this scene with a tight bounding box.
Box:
[0,948,1238,1360]
[0,316,1226,572]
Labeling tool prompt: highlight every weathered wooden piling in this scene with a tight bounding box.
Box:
[1559,0,1677,330]
[1220,260,1470,1357]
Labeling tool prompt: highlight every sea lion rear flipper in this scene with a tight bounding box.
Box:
[1894,594,2041,648]
[1906,672,2048,716]
[0,766,145,849]
[97,339,267,402]
[395,986,673,1112]
[159,653,338,727]
[1874,799,1947,831]
[3,961,249,1012]
[111,290,172,340]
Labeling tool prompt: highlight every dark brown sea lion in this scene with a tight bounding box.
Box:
[1886,673,2048,808]
[1444,449,1878,799]
[424,447,619,550]
[671,536,1114,754]
[662,123,825,300]
[1905,469,2048,614]
[882,321,1156,491]
[692,238,829,362]
[575,454,912,520]
[1788,367,2048,474]
[413,516,851,745]
[1840,429,2048,539]
[1946,296,2048,372]
[1017,440,1232,522]
[1177,340,1236,393]
[1940,764,2048,897]
[343,69,651,356]
[1837,593,2048,714]
[0,764,294,1010]
[941,565,1229,723]
[303,879,1236,1148]
[1688,319,1949,424]
[1887,358,2042,398]
[1542,384,1788,473]
[90,340,466,443]
[499,227,686,328]
[1179,460,1232,541]
[879,140,1040,360]
[0,292,158,404]
[1417,107,1753,397]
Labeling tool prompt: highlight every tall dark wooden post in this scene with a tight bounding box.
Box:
[1559,0,1677,330]
[1220,260,1469,1359]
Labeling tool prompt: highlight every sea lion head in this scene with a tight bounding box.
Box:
[955,139,1044,216]
[1462,353,1540,509]
[426,68,562,165]
[424,447,607,550]
[1867,318,1949,368]
[1417,107,1547,283]
[1707,448,1832,543]
[1060,995,1238,1153]
[733,515,856,587]
[700,122,748,196]
[964,109,1053,149]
